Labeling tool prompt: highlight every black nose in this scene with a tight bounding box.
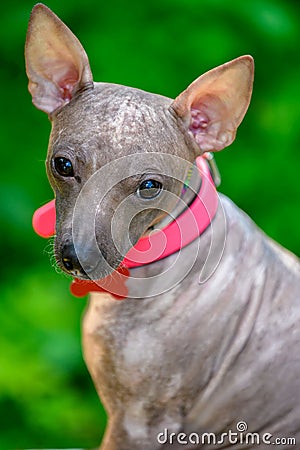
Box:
[61,242,85,275]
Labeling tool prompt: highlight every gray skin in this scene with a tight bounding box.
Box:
[47,84,195,277]
[25,5,300,449]
[83,197,300,450]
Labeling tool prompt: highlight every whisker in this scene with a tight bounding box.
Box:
[43,237,70,278]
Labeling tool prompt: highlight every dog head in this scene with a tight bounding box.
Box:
[25,4,253,279]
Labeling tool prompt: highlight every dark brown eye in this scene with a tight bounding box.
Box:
[137,179,162,199]
[54,157,74,177]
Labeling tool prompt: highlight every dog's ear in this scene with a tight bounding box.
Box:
[25,4,93,115]
[170,56,254,153]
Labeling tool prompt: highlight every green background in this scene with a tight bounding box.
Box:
[1,0,299,448]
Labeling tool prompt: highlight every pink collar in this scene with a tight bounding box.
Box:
[33,154,219,299]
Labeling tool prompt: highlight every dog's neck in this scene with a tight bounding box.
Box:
[123,155,218,268]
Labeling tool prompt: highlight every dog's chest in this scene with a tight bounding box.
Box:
[84,291,191,394]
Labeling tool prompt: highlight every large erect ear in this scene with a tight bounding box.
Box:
[25,3,93,115]
[170,56,254,153]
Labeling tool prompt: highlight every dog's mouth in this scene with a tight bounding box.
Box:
[70,265,130,299]
[55,237,124,281]
[60,254,122,281]
[55,246,130,299]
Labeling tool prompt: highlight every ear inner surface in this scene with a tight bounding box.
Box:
[25,4,93,114]
[189,93,235,151]
[170,55,254,153]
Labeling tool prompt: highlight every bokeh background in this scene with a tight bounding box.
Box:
[1,0,299,448]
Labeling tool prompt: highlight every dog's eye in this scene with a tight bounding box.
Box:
[54,157,74,177]
[137,179,162,199]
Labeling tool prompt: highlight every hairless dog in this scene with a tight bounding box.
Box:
[26,4,300,449]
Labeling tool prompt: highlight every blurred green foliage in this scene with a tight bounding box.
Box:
[0,0,299,448]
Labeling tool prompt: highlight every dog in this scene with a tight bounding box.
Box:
[26,4,300,449]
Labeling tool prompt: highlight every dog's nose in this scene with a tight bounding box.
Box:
[61,242,85,275]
